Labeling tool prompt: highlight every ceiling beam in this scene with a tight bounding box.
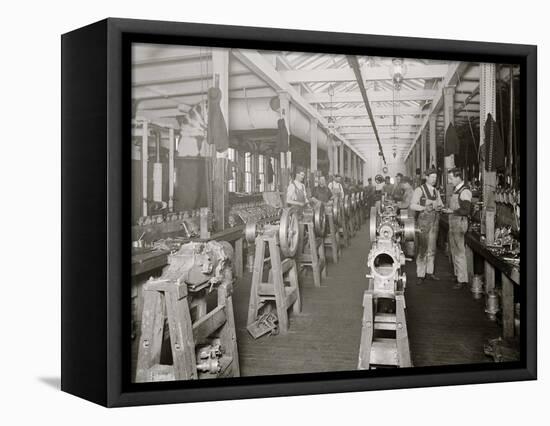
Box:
[304,90,437,104]
[280,64,449,84]
[335,117,422,126]
[340,127,418,135]
[321,106,427,117]
[232,49,366,160]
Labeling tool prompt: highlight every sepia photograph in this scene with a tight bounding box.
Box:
[129,43,522,383]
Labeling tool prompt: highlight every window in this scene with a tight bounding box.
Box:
[258,154,265,192]
[245,152,252,193]
[228,148,236,192]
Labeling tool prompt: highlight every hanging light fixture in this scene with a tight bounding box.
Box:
[390,58,407,91]
[389,58,407,132]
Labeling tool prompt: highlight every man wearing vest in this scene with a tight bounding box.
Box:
[443,168,473,289]
[391,173,405,201]
[328,174,344,201]
[410,168,443,285]
[286,167,310,208]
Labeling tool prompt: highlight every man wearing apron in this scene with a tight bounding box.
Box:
[444,168,472,289]
[410,169,443,285]
[328,174,344,201]
[286,167,309,208]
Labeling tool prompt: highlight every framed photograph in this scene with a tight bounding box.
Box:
[61,18,536,407]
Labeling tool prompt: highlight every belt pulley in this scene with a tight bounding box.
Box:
[279,208,300,258]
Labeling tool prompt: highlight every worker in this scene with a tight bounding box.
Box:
[444,168,472,289]
[397,176,414,217]
[311,176,333,203]
[328,174,344,200]
[392,173,405,201]
[410,168,443,285]
[382,176,394,198]
[286,167,310,208]
[365,177,375,210]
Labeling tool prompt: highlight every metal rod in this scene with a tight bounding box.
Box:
[508,65,514,184]
[346,56,386,164]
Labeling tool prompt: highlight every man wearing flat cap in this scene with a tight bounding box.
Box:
[410,168,443,285]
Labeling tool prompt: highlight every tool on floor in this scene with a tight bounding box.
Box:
[247,311,279,339]
[359,200,415,369]
[245,208,301,334]
[135,241,239,382]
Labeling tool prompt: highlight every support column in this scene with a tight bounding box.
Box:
[339,142,344,177]
[168,127,175,211]
[443,86,456,205]
[310,118,318,173]
[212,49,230,230]
[346,148,351,179]
[310,118,318,186]
[279,92,291,204]
[429,114,437,169]
[480,63,497,242]
[351,152,357,183]
[421,128,427,173]
[141,120,148,217]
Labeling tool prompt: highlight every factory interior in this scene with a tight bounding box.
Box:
[130,44,521,382]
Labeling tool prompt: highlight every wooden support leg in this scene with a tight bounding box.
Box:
[485,261,495,293]
[164,288,197,380]
[358,290,374,370]
[136,290,165,382]
[234,237,243,279]
[395,293,412,368]
[308,225,322,288]
[328,215,338,264]
[217,282,240,376]
[502,274,515,338]
[270,239,289,333]
[319,238,327,279]
[288,260,301,314]
[247,238,265,326]
[466,244,474,283]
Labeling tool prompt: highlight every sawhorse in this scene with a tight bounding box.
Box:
[297,220,327,287]
[324,210,340,264]
[247,231,301,334]
[135,279,239,382]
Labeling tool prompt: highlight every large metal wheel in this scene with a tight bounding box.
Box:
[314,202,326,237]
[331,200,340,226]
[402,218,416,241]
[343,194,351,218]
[279,208,300,258]
[351,193,357,210]
[369,206,378,243]
[244,222,258,243]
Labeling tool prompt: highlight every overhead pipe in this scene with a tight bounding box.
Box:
[347,55,386,164]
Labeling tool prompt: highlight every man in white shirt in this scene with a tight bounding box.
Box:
[286,167,310,208]
[444,168,473,289]
[410,168,443,285]
[328,174,344,200]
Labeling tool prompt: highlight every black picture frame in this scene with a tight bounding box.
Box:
[61,17,537,407]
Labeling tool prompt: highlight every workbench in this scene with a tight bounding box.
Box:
[439,216,519,339]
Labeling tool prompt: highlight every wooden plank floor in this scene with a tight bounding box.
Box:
[232,219,502,376]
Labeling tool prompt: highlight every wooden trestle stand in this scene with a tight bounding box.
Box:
[297,203,327,288]
[135,241,239,382]
[246,208,301,334]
